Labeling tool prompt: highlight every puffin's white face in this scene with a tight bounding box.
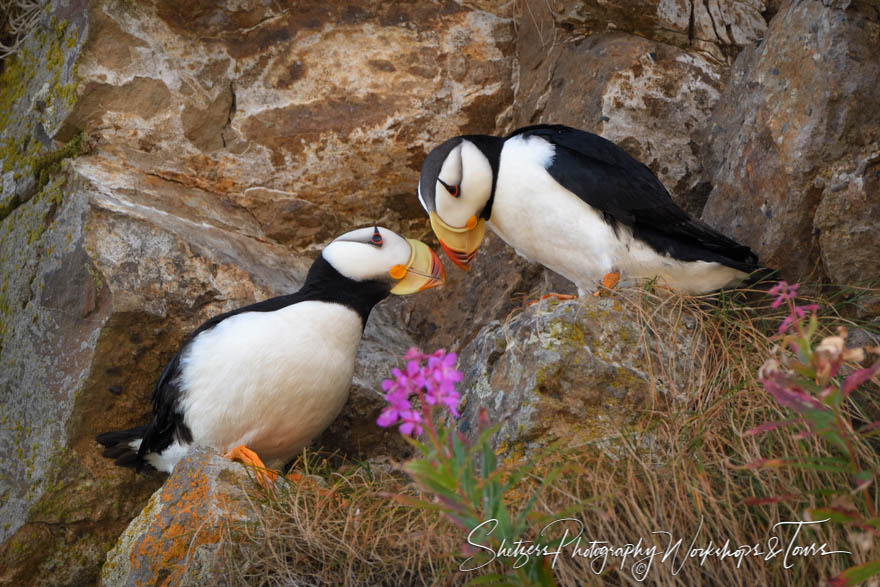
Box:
[321,226,445,295]
[418,138,493,270]
[432,140,494,227]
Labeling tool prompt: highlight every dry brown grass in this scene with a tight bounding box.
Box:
[0,0,42,60]
[223,284,880,586]
[222,459,464,586]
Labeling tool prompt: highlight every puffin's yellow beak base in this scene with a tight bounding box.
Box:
[389,239,446,295]
[429,211,488,271]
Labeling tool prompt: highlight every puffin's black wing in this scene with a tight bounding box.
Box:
[135,292,309,467]
[508,125,760,272]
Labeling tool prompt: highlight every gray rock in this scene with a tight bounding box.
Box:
[101,446,256,587]
[701,0,880,284]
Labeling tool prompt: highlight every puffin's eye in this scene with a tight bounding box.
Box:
[438,178,460,198]
[370,225,383,246]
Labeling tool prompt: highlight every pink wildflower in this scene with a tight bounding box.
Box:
[398,409,424,437]
[769,281,799,308]
[377,348,464,435]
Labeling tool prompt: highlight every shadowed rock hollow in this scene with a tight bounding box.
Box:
[0,0,877,584]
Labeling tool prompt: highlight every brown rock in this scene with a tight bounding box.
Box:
[400,233,574,352]
[521,0,767,62]
[2,3,518,582]
[814,155,880,284]
[701,0,880,283]
[67,0,516,245]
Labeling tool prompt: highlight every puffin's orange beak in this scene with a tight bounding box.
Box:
[429,211,488,272]
[389,239,446,295]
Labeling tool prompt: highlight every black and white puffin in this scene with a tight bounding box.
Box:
[418,124,765,295]
[97,226,444,474]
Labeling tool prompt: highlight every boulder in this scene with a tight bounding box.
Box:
[456,296,705,453]
[509,0,768,217]
[62,0,516,245]
[701,0,880,283]
[100,447,255,587]
[399,233,575,352]
[529,0,768,61]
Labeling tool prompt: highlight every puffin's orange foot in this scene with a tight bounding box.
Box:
[224,444,277,488]
[526,293,577,306]
[593,271,621,296]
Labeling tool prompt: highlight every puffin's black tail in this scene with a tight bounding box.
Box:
[96,426,148,469]
[742,266,780,289]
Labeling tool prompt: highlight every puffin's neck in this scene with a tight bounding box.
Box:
[461,134,504,220]
[296,256,390,329]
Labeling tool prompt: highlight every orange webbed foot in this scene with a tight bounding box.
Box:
[224,444,277,489]
[593,271,621,297]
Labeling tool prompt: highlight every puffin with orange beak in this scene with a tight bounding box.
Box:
[418,124,766,295]
[97,226,444,477]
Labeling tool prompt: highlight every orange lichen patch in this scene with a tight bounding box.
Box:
[125,457,226,583]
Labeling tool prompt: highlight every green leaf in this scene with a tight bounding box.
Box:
[466,573,516,586]
[831,560,880,586]
[819,429,851,455]
[807,312,818,339]
[790,362,816,379]
[791,456,852,473]
[854,470,874,483]
[516,466,564,529]
[809,507,858,524]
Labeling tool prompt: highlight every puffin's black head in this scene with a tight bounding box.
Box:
[417,135,502,271]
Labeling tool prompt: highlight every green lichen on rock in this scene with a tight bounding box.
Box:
[34,132,82,186]
[0,4,91,582]
[0,11,83,214]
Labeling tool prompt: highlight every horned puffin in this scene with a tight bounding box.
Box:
[97,226,445,474]
[417,124,766,295]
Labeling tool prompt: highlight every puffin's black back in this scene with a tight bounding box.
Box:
[96,254,391,470]
[506,125,761,272]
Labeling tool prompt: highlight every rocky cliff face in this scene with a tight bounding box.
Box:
[0,0,877,584]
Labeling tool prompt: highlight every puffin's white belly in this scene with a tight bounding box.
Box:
[176,300,363,465]
[491,135,747,294]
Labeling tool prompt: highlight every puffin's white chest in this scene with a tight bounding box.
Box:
[491,136,620,290]
[177,300,363,464]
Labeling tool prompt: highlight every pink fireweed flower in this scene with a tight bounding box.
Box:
[404,347,427,361]
[377,348,464,434]
[423,352,463,417]
[378,363,422,428]
[769,281,800,308]
[377,383,413,428]
[398,409,424,437]
[377,406,402,428]
[778,303,819,333]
